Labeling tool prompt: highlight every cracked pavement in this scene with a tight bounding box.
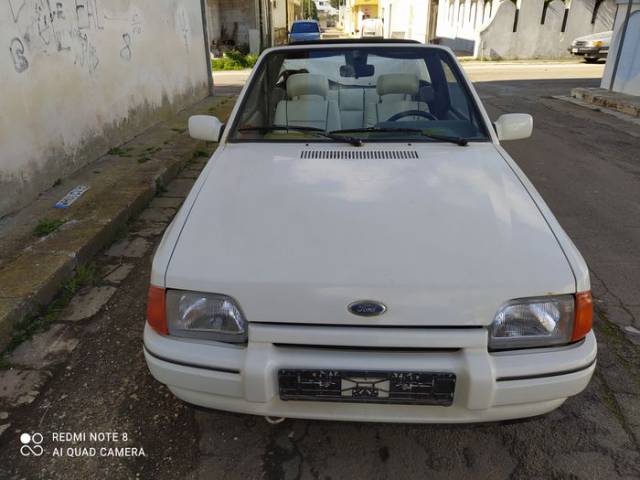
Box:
[0,64,639,479]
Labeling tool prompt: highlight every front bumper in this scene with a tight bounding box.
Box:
[569,46,608,57]
[143,323,596,423]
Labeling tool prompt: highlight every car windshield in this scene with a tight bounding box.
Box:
[230,46,490,143]
[291,22,320,33]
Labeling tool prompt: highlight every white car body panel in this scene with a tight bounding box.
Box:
[145,43,595,423]
[164,142,576,327]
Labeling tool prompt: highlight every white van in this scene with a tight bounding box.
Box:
[360,18,384,38]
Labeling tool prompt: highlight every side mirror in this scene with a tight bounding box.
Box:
[494,113,533,141]
[188,115,224,142]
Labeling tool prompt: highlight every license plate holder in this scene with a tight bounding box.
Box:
[278,370,456,406]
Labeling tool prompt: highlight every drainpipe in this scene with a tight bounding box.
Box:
[258,0,264,50]
[286,0,290,37]
[609,0,633,92]
[200,0,214,96]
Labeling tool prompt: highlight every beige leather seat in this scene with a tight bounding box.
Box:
[274,74,341,132]
[365,74,431,126]
[336,89,366,130]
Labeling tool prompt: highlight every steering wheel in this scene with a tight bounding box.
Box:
[387,110,437,122]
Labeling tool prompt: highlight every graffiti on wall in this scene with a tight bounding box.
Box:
[5,0,105,73]
[9,36,29,71]
[4,1,191,75]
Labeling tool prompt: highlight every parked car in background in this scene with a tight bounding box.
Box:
[289,20,322,43]
[569,31,612,63]
[361,18,384,38]
[145,40,596,424]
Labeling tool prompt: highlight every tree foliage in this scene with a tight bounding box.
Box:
[303,0,318,19]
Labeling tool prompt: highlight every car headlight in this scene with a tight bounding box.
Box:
[489,295,576,351]
[165,290,247,343]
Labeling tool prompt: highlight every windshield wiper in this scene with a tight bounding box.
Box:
[330,127,470,147]
[238,125,363,146]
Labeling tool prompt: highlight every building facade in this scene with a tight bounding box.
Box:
[379,0,432,42]
[342,0,379,36]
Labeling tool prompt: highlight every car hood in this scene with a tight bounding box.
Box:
[573,31,612,43]
[166,143,575,327]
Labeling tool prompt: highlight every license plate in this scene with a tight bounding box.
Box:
[278,370,456,406]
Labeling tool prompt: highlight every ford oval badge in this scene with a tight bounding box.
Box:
[348,300,387,317]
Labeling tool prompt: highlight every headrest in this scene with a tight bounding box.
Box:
[420,85,435,103]
[287,74,329,99]
[377,74,420,96]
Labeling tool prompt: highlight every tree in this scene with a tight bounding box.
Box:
[330,0,341,8]
[303,0,318,20]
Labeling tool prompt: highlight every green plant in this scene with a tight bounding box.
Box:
[155,179,168,194]
[33,218,65,237]
[107,146,131,157]
[193,150,209,159]
[211,51,258,71]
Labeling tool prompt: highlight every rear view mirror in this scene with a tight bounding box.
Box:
[188,115,224,142]
[494,114,533,141]
[339,64,375,78]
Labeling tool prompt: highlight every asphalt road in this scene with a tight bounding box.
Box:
[2,62,639,480]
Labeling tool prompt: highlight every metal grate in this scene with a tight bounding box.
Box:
[300,150,419,160]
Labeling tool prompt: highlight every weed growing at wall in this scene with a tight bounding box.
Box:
[33,218,65,237]
[212,51,258,71]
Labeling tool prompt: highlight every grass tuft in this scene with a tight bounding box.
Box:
[211,51,258,71]
[1,263,98,357]
[33,218,65,237]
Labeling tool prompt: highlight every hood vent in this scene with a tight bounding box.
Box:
[300,150,419,160]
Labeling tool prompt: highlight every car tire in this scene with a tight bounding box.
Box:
[584,58,599,64]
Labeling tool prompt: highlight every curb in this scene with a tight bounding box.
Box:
[571,87,640,118]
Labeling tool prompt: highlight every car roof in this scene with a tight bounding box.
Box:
[292,19,319,23]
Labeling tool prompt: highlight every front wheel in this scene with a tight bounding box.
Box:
[584,57,600,64]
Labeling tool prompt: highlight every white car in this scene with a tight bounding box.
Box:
[569,31,612,63]
[144,40,596,423]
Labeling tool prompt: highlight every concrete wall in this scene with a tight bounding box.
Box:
[379,0,430,42]
[271,0,302,45]
[601,1,640,95]
[206,0,258,48]
[436,0,616,59]
[1,0,209,217]
[436,0,497,53]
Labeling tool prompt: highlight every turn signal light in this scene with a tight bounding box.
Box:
[147,285,168,335]
[572,291,593,342]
